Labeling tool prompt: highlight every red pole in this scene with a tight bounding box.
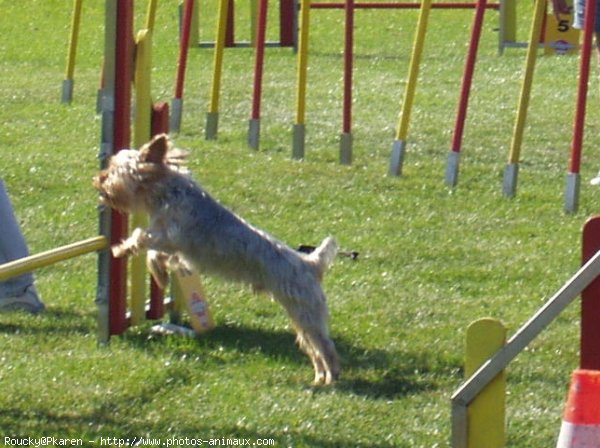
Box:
[110,0,133,336]
[581,216,600,369]
[568,0,596,174]
[449,0,487,153]
[174,0,195,100]
[251,0,268,120]
[342,0,354,135]
[279,0,296,46]
[147,102,170,320]
[225,0,235,47]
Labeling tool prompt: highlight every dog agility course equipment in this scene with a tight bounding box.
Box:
[501,0,547,198]
[196,0,297,144]
[204,0,296,140]
[0,237,109,283]
[505,0,593,211]
[61,0,83,103]
[443,0,488,187]
[193,0,296,49]
[389,0,433,176]
[170,0,196,133]
[294,0,499,165]
[563,0,597,214]
[451,215,600,447]
[248,0,269,149]
[98,0,214,341]
[292,0,311,159]
[501,0,589,208]
[461,318,506,447]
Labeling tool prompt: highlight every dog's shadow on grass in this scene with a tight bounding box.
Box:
[124,322,459,400]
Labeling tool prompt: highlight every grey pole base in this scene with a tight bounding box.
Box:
[340,133,352,165]
[502,163,519,198]
[61,79,74,104]
[205,111,219,140]
[248,118,260,150]
[445,151,461,187]
[564,172,580,214]
[292,124,305,160]
[170,98,183,133]
[389,139,406,176]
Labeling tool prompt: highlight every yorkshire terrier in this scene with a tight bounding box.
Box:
[93,134,340,384]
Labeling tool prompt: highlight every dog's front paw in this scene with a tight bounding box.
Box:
[111,243,132,258]
[111,228,147,258]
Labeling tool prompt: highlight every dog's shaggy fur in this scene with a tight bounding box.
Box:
[93,134,340,384]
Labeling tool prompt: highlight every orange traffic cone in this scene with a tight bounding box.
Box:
[556,369,600,447]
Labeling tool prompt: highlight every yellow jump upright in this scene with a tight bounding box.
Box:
[131,28,153,326]
[465,318,507,448]
[389,0,433,176]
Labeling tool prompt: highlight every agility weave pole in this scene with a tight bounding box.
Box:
[293,0,311,160]
[564,0,596,214]
[501,0,546,198]
[340,0,354,165]
[205,0,230,140]
[444,0,488,187]
[62,0,83,103]
[170,0,195,133]
[388,0,433,176]
[305,1,500,166]
[196,0,296,48]
[248,0,268,150]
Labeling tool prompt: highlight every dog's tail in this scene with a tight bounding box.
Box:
[306,236,338,280]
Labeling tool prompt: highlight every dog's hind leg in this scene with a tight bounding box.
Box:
[306,328,340,385]
[295,331,326,384]
[146,250,171,289]
[286,294,340,385]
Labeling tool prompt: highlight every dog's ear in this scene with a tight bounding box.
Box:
[140,134,170,164]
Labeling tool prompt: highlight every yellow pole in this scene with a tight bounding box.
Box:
[206,0,230,139]
[131,28,153,326]
[65,0,83,81]
[508,0,545,164]
[292,0,311,159]
[295,0,311,126]
[0,236,108,281]
[499,0,517,53]
[395,0,432,141]
[62,0,83,103]
[502,0,546,197]
[134,29,152,148]
[145,0,158,33]
[465,318,507,448]
[389,0,432,176]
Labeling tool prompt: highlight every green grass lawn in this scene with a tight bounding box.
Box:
[1,0,600,446]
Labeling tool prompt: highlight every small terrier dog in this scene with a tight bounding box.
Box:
[93,134,340,384]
